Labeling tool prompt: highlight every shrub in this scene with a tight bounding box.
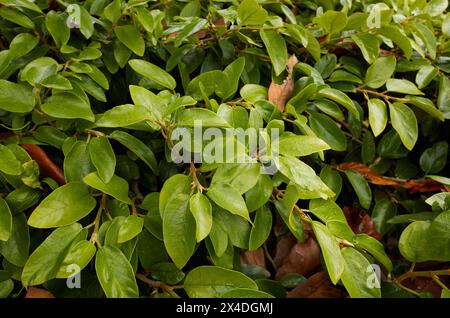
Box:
[0,0,449,298]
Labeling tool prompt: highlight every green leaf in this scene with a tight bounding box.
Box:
[362,131,375,164]
[45,10,70,47]
[0,7,34,29]
[377,26,412,59]
[41,92,95,122]
[84,172,132,205]
[352,33,379,64]
[364,56,396,89]
[110,130,158,175]
[104,0,121,23]
[21,57,58,85]
[345,170,372,209]
[96,104,150,127]
[9,33,39,57]
[353,234,393,272]
[222,288,274,298]
[443,14,450,37]
[341,247,381,298]
[189,192,213,242]
[309,199,354,241]
[0,144,21,175]
[114,25,145,56]
[176,108,231,128]
[149,262,185,285]
[206,182,250,222]
[56,240,96,278]
[249,206,272,251]
[64,141,94,183]
[237,0,267,25]
[22,223,83,286]
[95,245,139,297]
[438,75,450,119]
[0,80,35,113]
[314,11,347,35]
[404,96,444,121]
[311,221,344,284]
[77,5,94,39]
[413,23,436,59]
[371,199,397,236]
[398,211,450,262]
[41,74,72,90]
[320,166,342,199]
[316,87,359,119]
[276,156,334,199]
[159,174,191,218]
[419,141,448,174]
[309,112,347,151]
[386,79,424,95]
[260,30,288,76]
[245,174,273,212]
[211,163,260,195]
[162,193,196,268]
[118,215,144,243]
[367,99,387,137]
[128,59,176,90]
[89,136,116,183]
[276,135,330,157]
[0,198,12,242]
[216,57,245,100]
[184,266,258,298]
[415,65,438,89]
[0,214,29,267]
[389,102,418,150]
[28,182,96,228]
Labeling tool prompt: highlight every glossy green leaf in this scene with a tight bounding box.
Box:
[0,198,12,242]
[184,266,258,298]
[118,215,144,243]
[189,192,213,242]
[96,245,139,297]
[89,136,116,183]
[309,112,347,151]
[83,172,132,205]
[389,102,418,150]
[249,206,272,251]
[28,182,96,228]
[207,183,250,222]
[0,80,35,113]
[364,56,396,89]
[260,30,288,76]
[129,59,176,90]
[345,170,372,209]
[237,0,267,25]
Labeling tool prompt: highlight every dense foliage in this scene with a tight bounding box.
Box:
[0,0,449,298]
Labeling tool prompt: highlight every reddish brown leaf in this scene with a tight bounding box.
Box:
[25,287,55,298]
[287,271,344,298]
[268,54,298,112]
[344,206,382,240]
[337,162,444,192]
[240,248,266,268]
[273,234,297,268]
[21,144,65,185]
[275,237,321,280]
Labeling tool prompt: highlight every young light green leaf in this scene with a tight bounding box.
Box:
[176,108,231,128]
[340,247,381,298]
[118,215,144,243]
[0,198,12,242]
[368,99,388,137]
[311,221,344,284]
[0,80,35,113]
[56,240,96,278]
[276,135,330,157]
[0,144,22,176]
[189,192,212,242]
[96,104,150,127]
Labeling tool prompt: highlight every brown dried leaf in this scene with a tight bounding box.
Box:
[268,54,298,112]
[287,271,344,298]
[273,234,297,268]
[240,248,266,268]
[343,206,382,240]
[275,237,321,280]
[25,287,55,298]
